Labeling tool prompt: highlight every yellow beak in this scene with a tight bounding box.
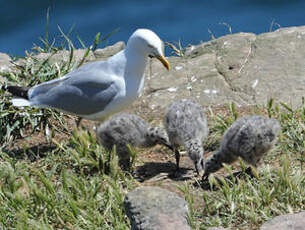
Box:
[156,55,170,70]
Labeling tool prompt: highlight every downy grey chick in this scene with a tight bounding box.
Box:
[203,115,281,180]
[96,113,171,170]
[164,99,209,175]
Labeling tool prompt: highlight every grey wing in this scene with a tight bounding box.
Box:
[29,62,118,115]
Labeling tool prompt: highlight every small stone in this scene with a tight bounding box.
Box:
[260,211,305,230]
[124,186,191,230]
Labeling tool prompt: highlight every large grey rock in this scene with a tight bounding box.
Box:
[0,52,12,73]
[14,42,124,71]
[14,48,96,71]
[94,41,125,59]
[34,48,96,65]
[138,26,305,112]
[0,52,12,83]
[124,186,191,230]
[260,211,305,230]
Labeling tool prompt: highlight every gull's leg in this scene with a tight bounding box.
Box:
[194,163,200,176]
[117,147,131,172]
[245,165,256,178]
[245,166,252,174]
[118,157,131,172]
[76,117,83,128]
[175,149,180,171]
[173,148,182,177]
[201,172,209,182]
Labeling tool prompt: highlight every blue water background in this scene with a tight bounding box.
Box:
[0,0,305,56]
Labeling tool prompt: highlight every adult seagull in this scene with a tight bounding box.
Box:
[7,29,170,121]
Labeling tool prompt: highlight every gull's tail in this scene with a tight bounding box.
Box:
[6,86,32,107]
